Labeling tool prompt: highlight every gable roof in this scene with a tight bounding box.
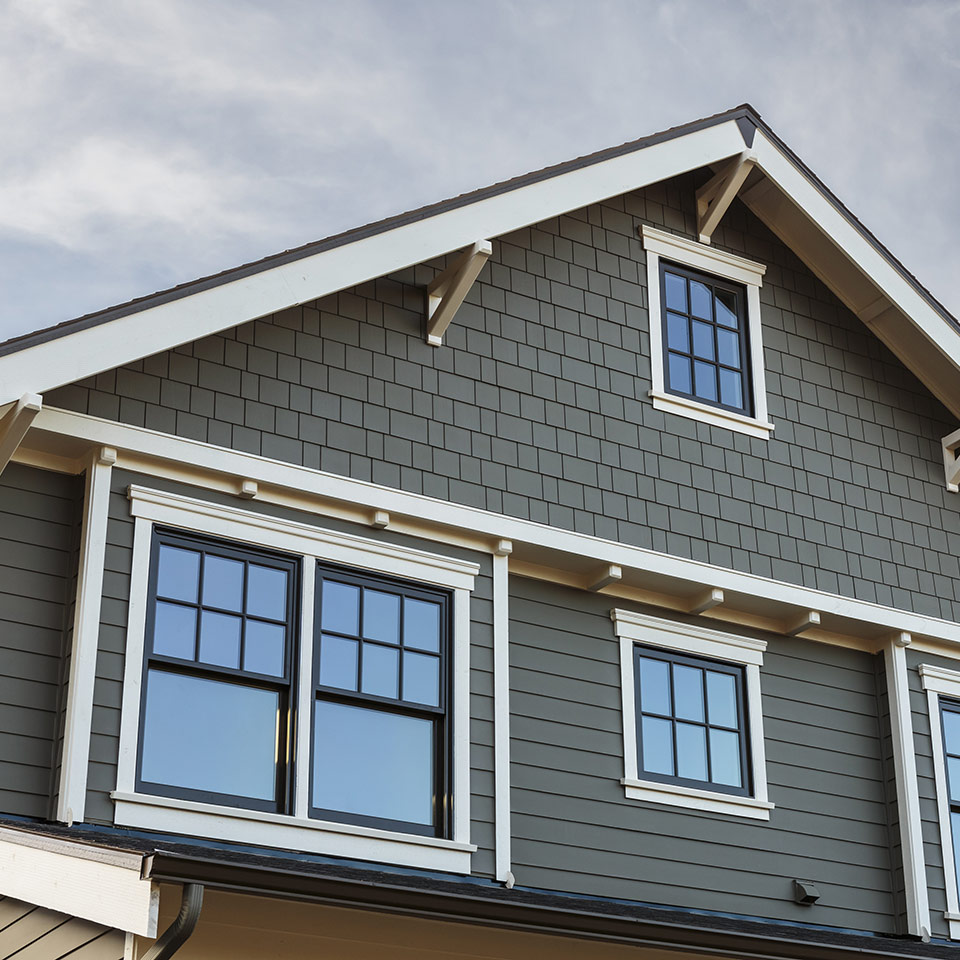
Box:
[2,104,959,418]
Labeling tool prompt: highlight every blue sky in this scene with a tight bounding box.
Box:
[1,0,958,342]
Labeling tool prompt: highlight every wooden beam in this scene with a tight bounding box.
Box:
[696,151,756,243]
[0,393,42,476]
[785,610,821,636]
[944,428,960,493]
[688,587,724,615]
[587,564,622,592]
[425,241,492,346]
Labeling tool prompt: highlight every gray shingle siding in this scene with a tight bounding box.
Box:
[0,463,82,818]
[47,170,960,623]
[84,469,497,877]
[509,576,897,931]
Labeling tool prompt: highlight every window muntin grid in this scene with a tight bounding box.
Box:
[660,261,752,416]
[634,645,751,797]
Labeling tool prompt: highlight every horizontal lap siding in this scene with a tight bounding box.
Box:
[86,470,497,877]
[0,464,81,818]
[509,576,895,931]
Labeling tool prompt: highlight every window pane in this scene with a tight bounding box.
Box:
[199,611,241,668]
[717,327,740,367]
[949,757,960,803]
[693,361,718,402]
[664,272,687,312]
[156,546,200,603]
[153,602,197,660]
[637,656,671,715]
[403,651,440,706]
[140,670,278,801]
[943,709,960,754]
[404,598,441,652]
[313,701,433,825]
[668,352,692,394]
[363,589,400,644]
[673,665,704,722]
[692,320,715,361]
[676,722,708,781]
[248,565,287,621]
[719,369,743,410]
[666,312,689,352]
[706,671,738,728]
[202,556,243,611]
[245,620,285,677]
[715,290,738,328]
[709,728,742,787]
[321,581,360,635]
[641,716,674,776]
[690,281,712,320]
[952,812,960,895]
[318,635,358,691]
[362,643,399,699]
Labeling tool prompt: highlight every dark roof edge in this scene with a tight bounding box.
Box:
[147,850,944,960]
[0,105,759,360]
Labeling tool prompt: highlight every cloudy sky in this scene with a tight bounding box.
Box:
[1,0,958,344]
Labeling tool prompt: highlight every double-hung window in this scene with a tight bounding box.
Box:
[642,225,773,440]
[117,484,478,872]
[614,608,773,820]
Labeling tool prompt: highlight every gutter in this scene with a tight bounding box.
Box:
[144,852,939,960]
[140,883,203,960]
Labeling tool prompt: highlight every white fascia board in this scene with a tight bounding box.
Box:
[32,406,960,650]
[0,121,747,405]
[0,829,158,937]
[751,129,960,367]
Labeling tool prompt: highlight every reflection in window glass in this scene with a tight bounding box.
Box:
[319,635,358,691]
[313,701,434,825]
[676,722,707,781]
[141,670,279,801]
[245,621,285,677]
[362,643,399,699]
[403,651,440,707]
[202,556,244,611]
[199,610,242,668]
[247,565,287,621]
[153,602,197,660]
[321,581,360,635]
[404,598,441,652]
[638,657,671,716]
[641,716,674,776]
[157,546,200,603]
[363,590,401,644]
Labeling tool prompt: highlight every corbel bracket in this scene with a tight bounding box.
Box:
[696,151,756,244]
[943,428,960,493]
[426,240,492,346]
[0,392,42,476]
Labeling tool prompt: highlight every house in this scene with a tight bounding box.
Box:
[0,102,959,959]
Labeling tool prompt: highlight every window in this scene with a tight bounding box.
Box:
[313,566,449,836]
[614,608,773,819]
[634,646,749,796]
[642,225,773,440]
[919,664,960,937]
[138,530,297,812]
[116,484,479,872]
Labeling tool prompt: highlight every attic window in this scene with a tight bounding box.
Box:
[642,226,774,440]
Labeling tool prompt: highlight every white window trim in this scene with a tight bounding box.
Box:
[642,225,773,440]
[612,608,773,820]
[920,663,960,938]
[115,485,480,873]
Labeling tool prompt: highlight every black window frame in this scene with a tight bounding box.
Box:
[659,259,754,417]
[940,698,960,891]
[633,644,751,797]
[311,563,453,839]
[136,527,299,814]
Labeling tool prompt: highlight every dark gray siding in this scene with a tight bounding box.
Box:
[0,464,81,818]
[907,647,958,941]
[85,469,497,877]
[508,576,896,932]
[47,171,960,622]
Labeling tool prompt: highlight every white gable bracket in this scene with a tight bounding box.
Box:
[944,428,960,493]
[425,240,492,346]
[0,392,42,476]
[696,151,756,243]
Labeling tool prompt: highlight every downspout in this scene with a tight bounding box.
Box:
[140,884,204,960]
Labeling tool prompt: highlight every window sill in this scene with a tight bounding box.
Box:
[649,390,774,440]
[621,778,774,820]
[112,791,476,873]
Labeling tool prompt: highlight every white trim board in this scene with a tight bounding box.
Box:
[114,485,477,873]
[29,405,960,653]
[0,829,158,937]
[920,663,960,940]
[613,610,771,820]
